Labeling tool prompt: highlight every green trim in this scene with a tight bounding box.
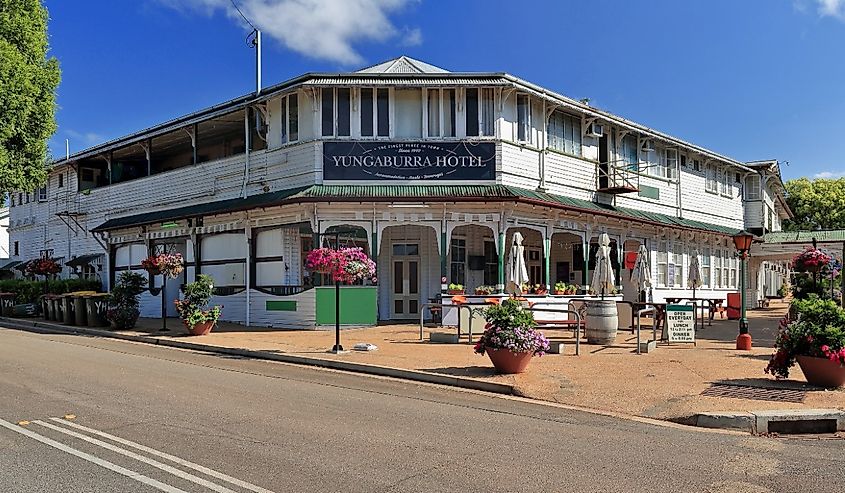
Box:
[543,237,551,289]
[266,300,297,311]
[497,231,506,293]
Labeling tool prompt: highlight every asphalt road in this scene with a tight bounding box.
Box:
[0,327,842,493]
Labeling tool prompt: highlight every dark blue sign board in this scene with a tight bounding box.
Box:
[322,141,496,181]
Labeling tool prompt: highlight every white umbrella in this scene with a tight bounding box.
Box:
[630,244,651,301]
[506,232,530,295]
[688,249,702,299]
[591,233,616,298]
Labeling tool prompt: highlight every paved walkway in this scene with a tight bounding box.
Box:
[107,300,843,421]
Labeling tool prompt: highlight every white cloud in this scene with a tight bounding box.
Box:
[813,170,845,178]
[65,129,104,146]
[157,0,422,65]
[817,0,845,18]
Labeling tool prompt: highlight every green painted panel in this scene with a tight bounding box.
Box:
[266,300,297,311]
[638,185,660,200]
[315,286,377,325]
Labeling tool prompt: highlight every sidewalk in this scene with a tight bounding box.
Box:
[10,301,844,421]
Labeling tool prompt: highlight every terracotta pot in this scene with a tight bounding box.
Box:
[534,290,548,296]
[485,347,533,374]
[447,290,464,295]
[553,290,565,295]
[796,355,845,388]
[187,320,215,336]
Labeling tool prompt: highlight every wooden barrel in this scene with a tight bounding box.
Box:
[585,300,618,345]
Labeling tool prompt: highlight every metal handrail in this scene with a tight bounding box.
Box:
[525,305,583,356]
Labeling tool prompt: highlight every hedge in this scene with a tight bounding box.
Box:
[0,278,103,304]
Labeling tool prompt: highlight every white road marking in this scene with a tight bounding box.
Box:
[33,420,237,493]
[49,417,276,493]
[0,418,188,493]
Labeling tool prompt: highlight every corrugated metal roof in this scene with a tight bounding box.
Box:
[93,184,739,236]
[302,77,510,86]
[764,230,845,244]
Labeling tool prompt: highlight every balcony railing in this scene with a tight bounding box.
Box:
[596,160,639,194]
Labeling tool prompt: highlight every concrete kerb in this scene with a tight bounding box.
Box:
[0,317,514,396]
[675,409,845,434]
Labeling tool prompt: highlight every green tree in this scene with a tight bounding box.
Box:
[784,177,845,231]
[0,0,60,192]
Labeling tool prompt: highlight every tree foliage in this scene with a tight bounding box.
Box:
[784,177,845,231]
[0,0,60,192]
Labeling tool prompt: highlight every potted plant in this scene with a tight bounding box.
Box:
[447,283,464,295]
[106,272,146,329]
[533,283,548,296]
[475,285,495,295]
[474,298,550,374]
[305,247,376,284]
[174,274,222,336]
[567,284,579,295]
[765,296,845,388]
[141,252,184,278]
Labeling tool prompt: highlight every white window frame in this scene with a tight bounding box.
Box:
[656,240,668,288]
[321,87,352,138]
[672,242,684,288]
[705,164,719,194]
[661,148,678,180]
[516,94,532,144]
[38,186,47,202]
[280,92,299,145]
[463,87,496,138]
[701,247,711,288]
[547,110,582,156]
[745,174,761,200]
[357,87,391,139]
[425,88,457,139]
[720,167,732,197]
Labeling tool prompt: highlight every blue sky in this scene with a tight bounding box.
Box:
[44,0,845,181]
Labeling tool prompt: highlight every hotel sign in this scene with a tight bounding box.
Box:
[323,141,496,181]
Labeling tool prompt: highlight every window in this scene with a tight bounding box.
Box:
[713,249,722,288]
[376,88,390,137]
[483,240,498,285]
[280,93,299,144]
[58,173,64,188]
[548,111,582,156]
[480,88,495,136]
[13,241,19,256]
[701,247,711,288]
[427,88,455,138]
[720,167,731,196]
[662,148,678,180]
[464,88,496,137]
[621,134,638,171]
[517,94,531,143]
[729,256,737,289]
[705,164,719,193]
[450,238,466,285]
[321,88,351,137]
[656,241,668,287]
[25,193,29,204]
[745,175,761,200]
[38,186,47,202]
[465,88,479,137]
[692,158,701,172]
[721,251,730,289]
[673,243,684,288]
[360,88,374,137]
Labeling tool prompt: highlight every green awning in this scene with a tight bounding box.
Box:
[0,260,21,271]
[65,254,103,268]
[764,230,845,244]
[93,184,740,236]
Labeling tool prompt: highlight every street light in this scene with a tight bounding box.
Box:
[732,230,755,350]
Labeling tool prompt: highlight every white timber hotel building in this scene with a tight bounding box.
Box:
[7,56,792,327]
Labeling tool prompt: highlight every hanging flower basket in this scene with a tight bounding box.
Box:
[25,257,62,277]
[305,247,341,274]
[791,247,833,274]
[305,247,376,284]
[142,253,184,279]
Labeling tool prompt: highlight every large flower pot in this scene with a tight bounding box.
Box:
[186,320,215,336]
[485,347,533,374]
[797,355,845,388]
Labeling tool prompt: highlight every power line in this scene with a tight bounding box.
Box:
[229,0,257,30]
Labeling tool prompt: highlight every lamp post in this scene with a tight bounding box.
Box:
[732,230,754,350]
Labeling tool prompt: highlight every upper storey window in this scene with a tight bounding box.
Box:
[280,93,299,144]
[622,134,638,171]
[745,174,761,200]
[465,88,495,137]
[427,88,456,138]
[322,88,351,137]
[548,111,581,156]
[359,88,390,137]
[516,94,531,143]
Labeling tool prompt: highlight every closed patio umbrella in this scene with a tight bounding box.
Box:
[506,231,530,295]
[591,233,616,299]
[688,249,702,299]
[630,244,651,301]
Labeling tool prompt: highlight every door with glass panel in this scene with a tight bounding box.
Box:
[391,243,420,319]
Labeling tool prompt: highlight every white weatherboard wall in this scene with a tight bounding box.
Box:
[255,227,301,287]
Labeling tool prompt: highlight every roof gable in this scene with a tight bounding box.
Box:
[356,56,449,74]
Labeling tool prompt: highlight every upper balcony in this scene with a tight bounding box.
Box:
[596,160,639,194]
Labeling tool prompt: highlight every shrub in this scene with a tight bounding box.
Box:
[474,298,549,356]
[107,272,146,329]
[174,274,221,329]
[0,278,102,304]
[765,296,845,379]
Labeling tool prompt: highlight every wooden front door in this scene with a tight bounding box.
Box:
[390,243,420,319]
